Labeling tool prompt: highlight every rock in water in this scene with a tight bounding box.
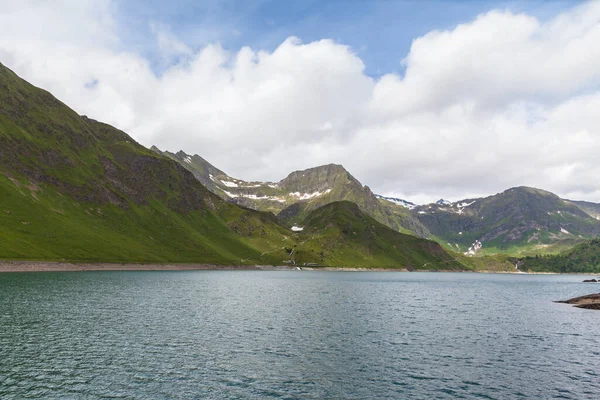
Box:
[555,293,600,310]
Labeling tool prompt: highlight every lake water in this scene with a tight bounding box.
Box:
[0,271,599,399]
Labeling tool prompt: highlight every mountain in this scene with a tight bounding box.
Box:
[374,194,417,210]
[520,239,600,273]
[7,59,595,268]
[292,201,463,269]
[151,148,229,195]
[157,145,600,257]
[153,148,432,237]
[152,147,296,214]
[571,200,600,220]
[0,62,461,269]
[0,62,296,264]
[412,187,600,255]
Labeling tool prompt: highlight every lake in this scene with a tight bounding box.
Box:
[0,271,598,399]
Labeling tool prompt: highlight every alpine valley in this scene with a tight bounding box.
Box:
[155,147,600,266]
[2,61,600,272]
[0,62,457,270]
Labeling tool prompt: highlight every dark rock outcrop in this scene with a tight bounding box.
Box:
[555,293,600,310]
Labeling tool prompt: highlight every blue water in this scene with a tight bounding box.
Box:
[0,271,599,399]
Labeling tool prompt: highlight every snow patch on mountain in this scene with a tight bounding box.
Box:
[245,194,285,202]
[221,180,239,188]
[291,226,304,232]
[418,199,477,215]
[184,156,192,164]
[223,190,286,203]
[289,189,332,200]
[454,200,477,215]
[375,194,417,210]
[464,240,482,256]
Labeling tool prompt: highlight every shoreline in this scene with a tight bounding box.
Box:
[0,261,292,273]
[0,261,597,274]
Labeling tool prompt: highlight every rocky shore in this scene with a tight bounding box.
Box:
[0,261,299,273]
[0,261,597,274]
[555,293,600,310]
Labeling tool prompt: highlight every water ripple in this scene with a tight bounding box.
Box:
[0,271,599,399]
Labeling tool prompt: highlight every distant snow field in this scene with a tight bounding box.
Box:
[289,189,332,200]
[221,180,239,188]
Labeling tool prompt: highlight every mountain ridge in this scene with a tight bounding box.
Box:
[411,186,600,255]
[156,144,600,256]
[293,201,463,269]
[4,60,600,266]
[0,61,296,264]
[0,61,460,269]
[152,147,433,238]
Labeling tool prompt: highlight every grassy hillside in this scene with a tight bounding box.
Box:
[275,164,412,230]
[375,197,433,238]
[520,239,600,273]
[455,254,518,272]
[290,201,463,269]
[1,62,465,269]
[151,148,229,196]
[5,60,573,271]
[413,187,600,255]
[158,148,600,261]
[571,200,600,220]
[155,147,433,238]
[0,62,293,264]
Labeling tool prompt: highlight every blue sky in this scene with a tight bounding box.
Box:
[115,0,583,77]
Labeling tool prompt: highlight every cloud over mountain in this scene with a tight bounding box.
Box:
[1,0,600,204]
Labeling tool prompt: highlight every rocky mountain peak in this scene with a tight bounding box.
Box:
[279,164,353,190]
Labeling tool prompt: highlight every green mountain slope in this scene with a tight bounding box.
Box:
[291,201,463,269]
[0,62,292,264]
[153,148,432,237]
[275,164,395,226]
[0,62,461,269]
[571,200,600,220]
[151,147,292,214]
[374,197,432,238]
[520,239,600,273]
[412,187,600,255]
[150,148,229,196]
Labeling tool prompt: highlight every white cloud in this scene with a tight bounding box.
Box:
[150,21,192,63]
[1,0,600,204]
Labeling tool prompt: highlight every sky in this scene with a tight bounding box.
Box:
[0,0,599,204]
